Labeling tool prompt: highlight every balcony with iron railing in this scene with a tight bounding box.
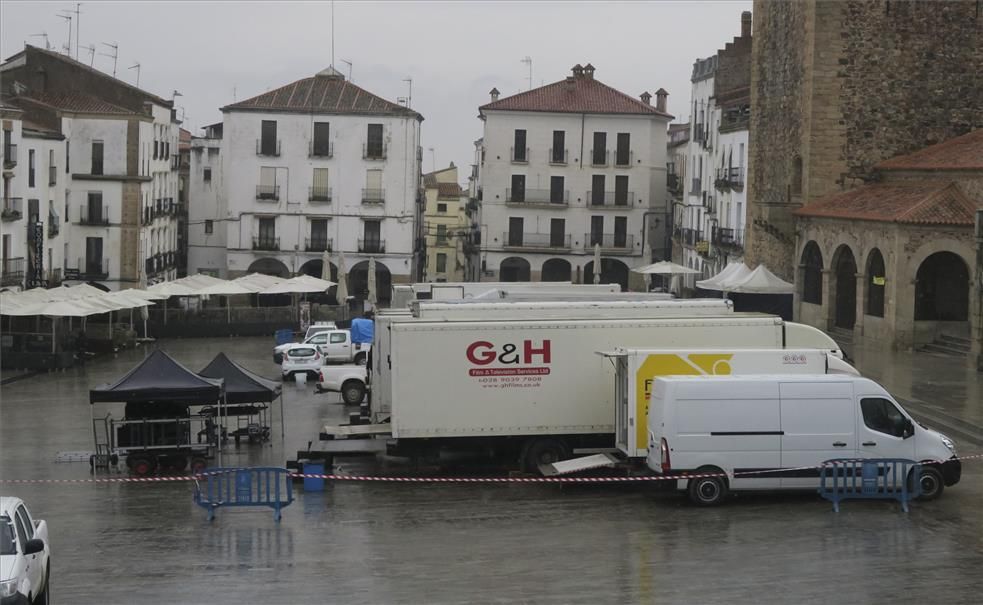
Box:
[548,148,568,165]
[79,205,110,225]
[252,236,279,251]
[510,146,529,164]
[502,232,571,250]
[2,197,23,221]
[689,177,702,196]
[667,173,682,196]
[71,257,109,280]
[2,144,17,168]
[358,239,386,254]
[0,257,24,286]
[614,149,633,167]
[142,206,155,225]
[587,190,633,208]
[589,149,609,167]
[48,165,57,186]
[713,166,745,191]
[309,141,334,158]
[362,188,385,204]
[506,188,568,206]
[712,226,745,250]
[256,139,281,157]
[48,212,60,237]
[305,237,333,252]
[679,227,701,248]
[309,186,332,202]
[363,143,387,160]
[256,185,280,201]
[585,233,635,252]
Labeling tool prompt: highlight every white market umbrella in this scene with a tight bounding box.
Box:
[593,244,601,285]
[232,273,285,293]
[696,262,750,291]
[259,274,335,295]
[5,299,103,353]
[175,273,227,290]
[632,261,701,275]
[727,264,794,295]
[335,250,348,304]
[367,257,377,307]
[321,249,332,281]
[197,281,254,322]
[147,281,200,297]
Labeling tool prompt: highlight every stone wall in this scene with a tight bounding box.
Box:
[747,0,983,280]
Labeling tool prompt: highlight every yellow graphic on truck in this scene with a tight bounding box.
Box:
[634,353,733,451]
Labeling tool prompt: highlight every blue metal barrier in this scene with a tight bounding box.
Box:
[194,467,295,522]
[274,329,294,346]
[819,458,921,512]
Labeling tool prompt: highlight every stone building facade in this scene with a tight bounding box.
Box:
[746,0,983,280]
[793,129,982,364]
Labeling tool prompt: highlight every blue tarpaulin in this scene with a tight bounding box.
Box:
[350,318,374,344]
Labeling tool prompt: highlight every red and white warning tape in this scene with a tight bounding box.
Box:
[1,453,980,486]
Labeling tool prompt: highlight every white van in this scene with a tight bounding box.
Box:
[646,374,960,505]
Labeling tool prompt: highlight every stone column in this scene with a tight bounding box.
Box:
[821,269,833,331]
[854,271,865,339]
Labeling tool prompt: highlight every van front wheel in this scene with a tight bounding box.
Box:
[687,468,728,506]
[914,466,945,500]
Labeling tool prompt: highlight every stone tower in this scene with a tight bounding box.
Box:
[745,0,983,279]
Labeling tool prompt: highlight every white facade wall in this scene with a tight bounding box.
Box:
[187,136,227,276]
[1,115,27,287]
[221,109,421,280]
[478,109,668,289]
[714,124,748,270]
[680,74,715,288]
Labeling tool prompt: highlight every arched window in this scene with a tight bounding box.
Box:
[801,241,823,304]
[866,249,885,318]
[914,252,969,321]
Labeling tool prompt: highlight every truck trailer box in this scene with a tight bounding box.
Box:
[381,316,838,440]
[604,348,858,458]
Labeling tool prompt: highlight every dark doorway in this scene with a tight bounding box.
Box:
[914,251,969,321]
[834,246,857,329]
[541,258,571,282]
[584,258,628,291]
[500,257,531,282]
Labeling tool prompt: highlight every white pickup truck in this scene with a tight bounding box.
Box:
[272,329,370,366]
[1,497,50,605]
[316,364,368,404]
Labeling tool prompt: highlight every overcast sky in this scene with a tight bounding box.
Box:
[2,1,751,177]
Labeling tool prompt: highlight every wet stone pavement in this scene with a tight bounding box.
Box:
[1,337,982,604]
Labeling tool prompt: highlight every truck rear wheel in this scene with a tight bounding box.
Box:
[687,467,728,506]
[127,454,157,477]
[342,380,366,405]
[522,438,570,474]
[354,353,367,366]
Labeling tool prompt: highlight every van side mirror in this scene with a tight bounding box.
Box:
[903,419,914,439]
[24,538,44,556]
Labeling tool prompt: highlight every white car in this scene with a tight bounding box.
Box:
[280,344,323,380]
[273,329,370,365]
[1,497,50,605]
[316,364,368,404]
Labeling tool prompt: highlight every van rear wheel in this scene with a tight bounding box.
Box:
[687,468,728,506]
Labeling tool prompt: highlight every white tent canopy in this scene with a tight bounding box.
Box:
[726,264,794,294]
[233,273,285,293]
[696,262,752,291]
[633,261,701,275]
[147,281,200,297]
[196,281,254,296]
[175,273,227,290]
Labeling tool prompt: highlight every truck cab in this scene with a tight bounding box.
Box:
[305,330,370,365]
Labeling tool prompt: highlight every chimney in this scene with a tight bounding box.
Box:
[741,11,752,37]
[583,63,595,79]
[489,87,500,102]
[640,91,652,106]
[655,88,668,113]
[564,76,575,92]
[572,63,584,78]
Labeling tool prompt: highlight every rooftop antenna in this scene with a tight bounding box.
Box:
[521,56,532,90]
[427,147,435,172]
[341,59,352,82]
[29,33,52,51]
[403,76,412,109]
[172,90,183,101]
[80,43,95,67]
[331,0,335,68]
[56,12,72,57]
[128,61,141,87]
[74,3,82,62]
[100,42,118,77]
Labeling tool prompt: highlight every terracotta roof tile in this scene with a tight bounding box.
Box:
[793,181,977,226]
[480,73,672,118]
[876,129,983,171]
[223,73,421,119]
[436,182,462,198]
[20,91,136,115]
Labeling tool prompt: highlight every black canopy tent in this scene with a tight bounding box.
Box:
[89,349,228,465]
[199,352,284,438]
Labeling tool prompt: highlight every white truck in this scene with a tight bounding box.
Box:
[316,300,737,404]
[647,374,960,505]
[391,282,622,308]
[315,314,842,472]
[272,329,370,365]
[1,496,50,605]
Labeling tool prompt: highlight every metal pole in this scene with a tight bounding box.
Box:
[280,392,285,439]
